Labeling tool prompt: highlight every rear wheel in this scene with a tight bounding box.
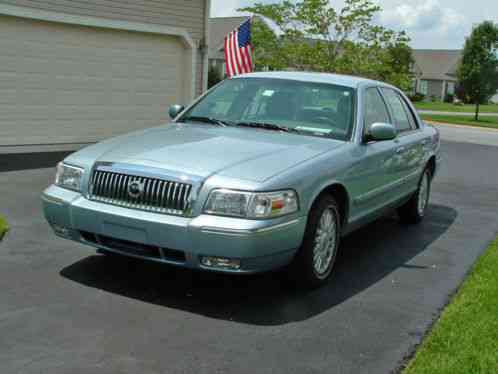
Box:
[398,167,432,224]
[291,194,341,289]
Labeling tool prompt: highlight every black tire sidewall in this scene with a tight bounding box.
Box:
[398,167,432,224]
[293,194,341,287]
[417,169,432,219]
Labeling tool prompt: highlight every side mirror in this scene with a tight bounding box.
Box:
[365,122,397,142]
[169,104,185,119]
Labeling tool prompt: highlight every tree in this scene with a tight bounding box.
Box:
[240,0,414,91]
[457,21,498,120]
[0,215,8,242]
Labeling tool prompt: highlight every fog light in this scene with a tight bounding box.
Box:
[51,223,70,237]
[201,256,241,270]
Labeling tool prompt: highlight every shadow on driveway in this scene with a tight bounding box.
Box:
[60,204,457,326]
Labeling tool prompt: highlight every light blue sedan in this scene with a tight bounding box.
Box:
[42,72,441,288]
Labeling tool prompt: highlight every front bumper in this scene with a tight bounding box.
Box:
[42,185,306,273]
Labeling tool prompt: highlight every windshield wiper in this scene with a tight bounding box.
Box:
[181,116,232,127]
[235,121,294,133]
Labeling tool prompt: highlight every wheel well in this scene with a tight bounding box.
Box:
[319,184,349,226]
[427,156,436,178]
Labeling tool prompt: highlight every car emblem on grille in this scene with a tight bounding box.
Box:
[128,180,144,199]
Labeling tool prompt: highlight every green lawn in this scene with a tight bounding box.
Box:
[414,102,498,113]
[420,114,498,129]
[404,237,498,374]
[0,215,8,241]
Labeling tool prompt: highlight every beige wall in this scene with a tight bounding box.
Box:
[0,14,189,146]
[0,0,207,95]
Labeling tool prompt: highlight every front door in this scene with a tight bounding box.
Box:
[347,87,399,223]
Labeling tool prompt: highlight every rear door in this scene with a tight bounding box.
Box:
[380,88,425,198]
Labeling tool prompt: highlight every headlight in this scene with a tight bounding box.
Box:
[204,189,298,218]
[55,162,84,192]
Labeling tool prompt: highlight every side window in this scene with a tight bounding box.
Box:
[381,88,413,133]
[419,80,428,95]
[364,87,390,128]
[399,96,419,129]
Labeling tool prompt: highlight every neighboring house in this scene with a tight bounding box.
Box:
[411,49,462,101]
[209,16,250,78]
[0,1,210,150]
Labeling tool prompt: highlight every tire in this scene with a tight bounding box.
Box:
[398,167,432,224]
[290,194,341,289]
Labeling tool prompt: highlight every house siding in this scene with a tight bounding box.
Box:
[0,0,207,94]
[426,80,443,100]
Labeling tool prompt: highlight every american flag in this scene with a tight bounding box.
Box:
[224,18,254,78]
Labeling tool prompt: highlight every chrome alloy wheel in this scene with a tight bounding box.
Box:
[312,207,338,278]
[417,172,430,217]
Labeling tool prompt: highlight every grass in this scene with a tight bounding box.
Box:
[414,102,498,113]
[404,237,498,374]
[420,114,498,129]
[0,215,8,241]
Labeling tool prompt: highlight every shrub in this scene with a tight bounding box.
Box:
[208,66,223,89]
[430,95,439,102]
[0,216,8,241]
[409,92,426,102]
[444,93,455,103]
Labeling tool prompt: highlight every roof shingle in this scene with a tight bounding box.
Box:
[412,49,462,81]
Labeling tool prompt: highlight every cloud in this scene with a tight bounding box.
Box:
[380,0,464,34]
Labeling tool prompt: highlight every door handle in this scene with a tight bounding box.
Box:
[395,147,406,154]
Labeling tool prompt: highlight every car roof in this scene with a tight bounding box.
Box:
[234,71,393,89]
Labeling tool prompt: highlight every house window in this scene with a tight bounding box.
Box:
[447,82,455,95]
[419,80,428,95]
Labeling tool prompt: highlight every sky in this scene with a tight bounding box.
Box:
[210,0,498,50]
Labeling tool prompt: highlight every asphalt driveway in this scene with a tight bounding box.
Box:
[1,132,498,373]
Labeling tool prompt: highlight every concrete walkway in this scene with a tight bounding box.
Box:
[433,123,498,147]
[418,110,497,117]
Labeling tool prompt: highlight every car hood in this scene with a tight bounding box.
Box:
[68,123,345,182]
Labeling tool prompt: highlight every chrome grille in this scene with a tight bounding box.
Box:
[89,170,192,215]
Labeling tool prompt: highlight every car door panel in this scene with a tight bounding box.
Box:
[346,87,400,224]
[346,140,400,223]
[380,88,425,200]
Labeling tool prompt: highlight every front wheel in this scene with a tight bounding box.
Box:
[290,194,341,289]
[398,168,432,224]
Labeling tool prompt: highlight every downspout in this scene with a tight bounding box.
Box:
[202,0,211,93]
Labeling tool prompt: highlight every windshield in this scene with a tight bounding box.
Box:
[179,78,356,140]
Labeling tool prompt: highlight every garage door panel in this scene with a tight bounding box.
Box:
[0,15,185,146]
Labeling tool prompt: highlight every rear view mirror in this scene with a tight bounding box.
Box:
[365,122,397,142]
[169,104,185,119]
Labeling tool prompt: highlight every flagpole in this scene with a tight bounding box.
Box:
[250,15,255,71]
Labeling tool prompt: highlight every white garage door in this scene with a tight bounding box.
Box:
[0,15,186,146]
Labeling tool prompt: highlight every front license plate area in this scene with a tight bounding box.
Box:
[102,222,147,243]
